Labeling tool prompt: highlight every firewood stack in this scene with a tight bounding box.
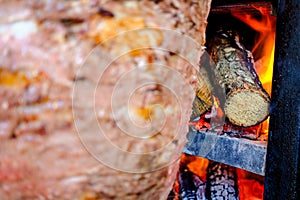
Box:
[194,27,271,128]
[208,28,270,127]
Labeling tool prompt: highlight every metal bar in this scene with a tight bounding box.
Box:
[264,0,300,199]
[183,129,267,176]
[210,2,272,14]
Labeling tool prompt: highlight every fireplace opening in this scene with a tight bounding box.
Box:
[168,1,277,200]
[204,3,276,139]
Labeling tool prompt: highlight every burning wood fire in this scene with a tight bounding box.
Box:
[232,6,276,137]
[171,4,276,200]
[168,154,264,200]
[190,3,276,138]
[190,27,273,138]
[0,0,278,199]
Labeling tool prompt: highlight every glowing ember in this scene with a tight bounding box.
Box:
[237,169,265,200]
[170,155,264,200]
[180,154,209,182]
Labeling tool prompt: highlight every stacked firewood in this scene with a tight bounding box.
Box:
[192,27,271,128]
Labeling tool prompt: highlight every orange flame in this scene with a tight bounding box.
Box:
[232,7,276,135]
[180,154,209,181]
[237,169,265,200]
[232,7,276,95]
[178,155,265,200]
[175,9,276,200]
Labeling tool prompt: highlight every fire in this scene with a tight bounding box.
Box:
[175,155,265,200]
[237,169,265,200]
[180,154,209,181]
[232,7,276,135]
[231,6,276,96]
[170,7,276,200]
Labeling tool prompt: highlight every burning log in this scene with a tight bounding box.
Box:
[178,169,199,200]
[168,158,240,200]
[191,96,210,120]
[206,161,239,200]
[191,52,224,120]
[191,63,213,119]
[169,166,207,200]
[208,28,270,127]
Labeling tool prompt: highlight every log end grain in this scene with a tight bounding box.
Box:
[225,89,270,126]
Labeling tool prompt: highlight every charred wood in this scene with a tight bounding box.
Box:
[177,167,206,200]
[168,160,240,200]
[178,168,199,200]
[206,161,239,200]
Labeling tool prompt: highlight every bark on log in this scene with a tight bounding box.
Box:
[191,52,219,119]
[208,28,270,127]
[191,62,213,119]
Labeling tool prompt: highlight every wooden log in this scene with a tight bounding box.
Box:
[191,53,214,119]
[191,77,212,119]
[208,28,270,127]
